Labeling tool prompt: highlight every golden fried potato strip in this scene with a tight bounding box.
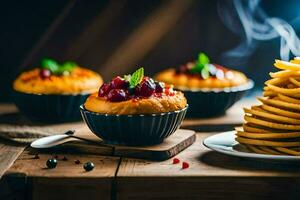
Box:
[244,115,300,130]
[260,104,300,119]
[267,83,300,94]
[274,147,300,156]
[236,131,300,139]
[274,59,300,70]
[236,136,300,147]
[245,107,300,124]
[258,97,300,111]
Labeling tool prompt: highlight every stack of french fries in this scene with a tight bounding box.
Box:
[236,57,300,156]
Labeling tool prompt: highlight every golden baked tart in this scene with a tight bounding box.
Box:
[81,68,188,146]
[155,53,253,117]
[13,58,103,122]
[14,59,102,95]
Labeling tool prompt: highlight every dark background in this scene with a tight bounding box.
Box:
[1,0,299,102]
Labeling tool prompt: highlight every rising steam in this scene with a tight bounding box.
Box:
[218,0,300,63]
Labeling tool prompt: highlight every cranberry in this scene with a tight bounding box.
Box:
[98,83,111,97]
[40,69,51,79]
[213,64,228,72]
[173,158,180,164]
[110,76,128,89]
[74,159,81,164]
[135,78,156,97]
[182,162,189,169]
[107,89,127,102]
[155,81,164,93]
[175,65,188,74]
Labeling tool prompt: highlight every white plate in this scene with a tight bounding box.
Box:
[203,131,300,161]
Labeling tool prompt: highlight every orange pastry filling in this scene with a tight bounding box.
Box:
[155,53,248,90]
[84,67,187,115]
[84,91,187,115]
[13,67,103,95]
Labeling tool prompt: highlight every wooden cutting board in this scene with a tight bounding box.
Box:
[41,128,196,161]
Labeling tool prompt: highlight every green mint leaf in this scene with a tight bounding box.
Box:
[129,67,144,87]
[40,58,77,75]
[62,61,77,69]
[123,74,131,82]
[41,58,59,72]
[198,52,210,65]
[190,52,211,79]
[190,64,202,74]
[56,61,77,74]
[201,65,210,79]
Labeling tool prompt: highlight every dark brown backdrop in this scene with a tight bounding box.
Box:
[1,0,299,101]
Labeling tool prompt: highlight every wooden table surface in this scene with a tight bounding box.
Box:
[2,98,300,200]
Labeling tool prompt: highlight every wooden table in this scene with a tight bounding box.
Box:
[2,98,300,200]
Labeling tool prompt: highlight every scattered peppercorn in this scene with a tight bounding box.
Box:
[172,158,180,164]
[182,162,189,169]
[62,156,68,161]
[46,158,57,169]
[74,159,81,164]
[33,154,40,159]
[83,162,94,172]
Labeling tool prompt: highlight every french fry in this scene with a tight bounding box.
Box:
[261,104,300,119]
[236,136,300,147]
[236,59,300,156]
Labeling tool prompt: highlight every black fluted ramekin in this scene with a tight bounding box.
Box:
[181,80,254,118]
[13,90,90,123]
[80,105,188,146]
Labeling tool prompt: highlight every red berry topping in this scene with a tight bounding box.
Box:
[173,158,180,164]
[175,65,188,74]
[110,76,128,89]
[165,88,175,96]
[107,89,127,102]
[155,81,165,93]
[74,159,81,164]
[135,77,156,97]
[40,69,51,79]
[98,83,111,97]
[182,162,189,169]
[213,64,228,72]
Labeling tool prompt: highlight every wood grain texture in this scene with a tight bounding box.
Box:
[41,129,196,161]
[5,150,120,200]
[0,104,27,179]
[113,129,195,161]
[116,133,300,200]
[5,98,300,200]
[0,142,25,178]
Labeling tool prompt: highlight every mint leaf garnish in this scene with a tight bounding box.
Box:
[40,58,77,75]
[55,61,77,74]
[198,52,210,65]
[41,58,59,72]
[190,52,211,79]
[129,67,144,88]
[201,65,210,79]
[123,74,132,82]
